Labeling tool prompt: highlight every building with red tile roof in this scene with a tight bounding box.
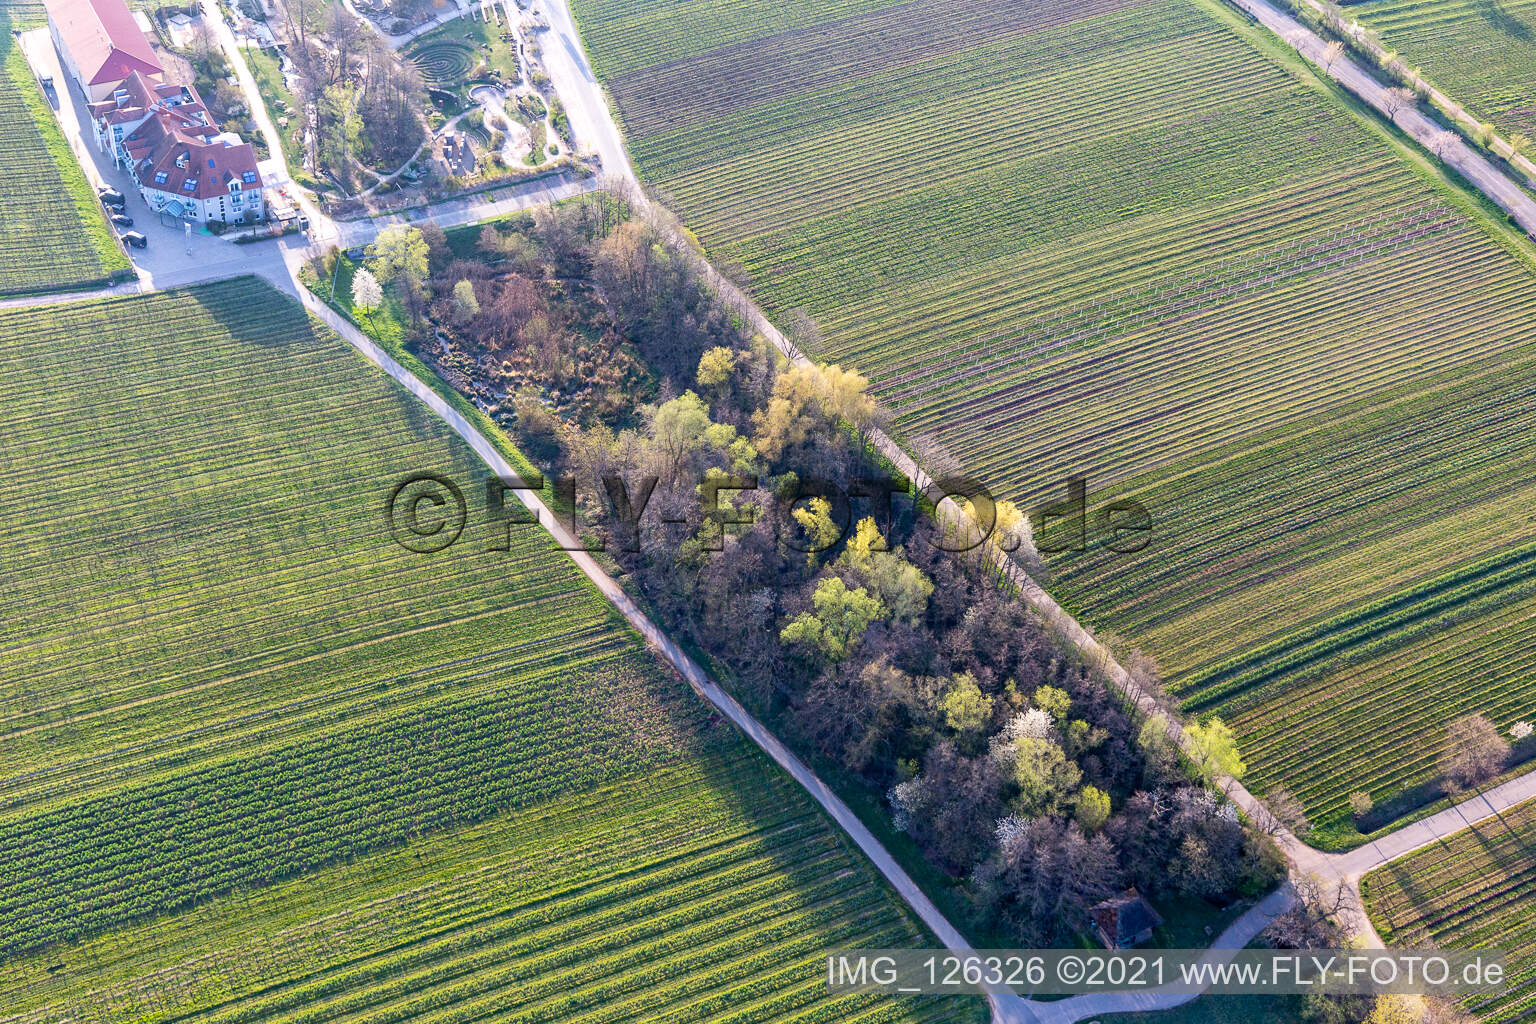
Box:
[84,68,267,224]
[44,0,163,102]
[120,104,265,224]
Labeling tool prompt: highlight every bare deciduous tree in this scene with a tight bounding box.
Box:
[1265,874,1353,949]
[1264,787,1311,838]
[1429,129,1459,158]
[1321,40,1344,77]
[1440,713,1510,794]
[1384,85,1417,119]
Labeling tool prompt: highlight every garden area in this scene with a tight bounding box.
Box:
[243,44,324,188]
[405,10,521,103]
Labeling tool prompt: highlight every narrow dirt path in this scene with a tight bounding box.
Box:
[293,288,1040,1024]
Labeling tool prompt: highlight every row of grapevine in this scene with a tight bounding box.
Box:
[0,754,976,1024]
[0,278,980,1023]
[1363,795,1536,1023]
[572,0,1536,849]
[0,28,130,294]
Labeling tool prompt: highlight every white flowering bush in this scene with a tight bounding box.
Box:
[889,777,930,834]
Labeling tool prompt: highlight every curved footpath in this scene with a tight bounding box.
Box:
[20,1,1530,1020]
[1030,887,1295,1024]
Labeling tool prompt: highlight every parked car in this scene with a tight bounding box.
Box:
[110,213,133,228]
[120,231,148,249]
[98,188,125,208]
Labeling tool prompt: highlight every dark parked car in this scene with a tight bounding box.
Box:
[120,231,147,249]
[98,188,125,209]
[110,213,133,228]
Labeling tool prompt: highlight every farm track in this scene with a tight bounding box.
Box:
[1347,0,1536,136]
[561,0,1536,1017]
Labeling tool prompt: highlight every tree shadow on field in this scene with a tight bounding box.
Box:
[596,735,988,1024]
[1472,0,1534,42]
[189,275,310,348]
[1362,799,1536,957]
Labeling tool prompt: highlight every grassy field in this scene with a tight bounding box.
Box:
[0,277,979,1023]
[243,45,313,184]
[0,24,131,294]
[1363,796,1536,1023]
[571,0,1536,845]
[1348,0,1536,136]
[0,0,43,26]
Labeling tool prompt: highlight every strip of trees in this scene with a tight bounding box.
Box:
[342,200,1286,948]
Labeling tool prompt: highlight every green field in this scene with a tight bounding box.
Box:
[0,25,131,294]
[1347,0,1536,136]
[1363,797,1536,1023]
[0,278,978,1023]
[571,0,1536,844]
[0,0,43,27]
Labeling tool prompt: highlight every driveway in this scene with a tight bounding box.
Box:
[18,27,292,292]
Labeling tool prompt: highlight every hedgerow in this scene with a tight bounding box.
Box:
[574,0,1536,848]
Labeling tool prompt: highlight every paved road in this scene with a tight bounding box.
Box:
[1337,768,1536,878]
[1283,0,1536,188]
[1227,0,1536,234]
[535,0,636,181]
[296,291,1036,1024]
[217,4,1036,1019]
